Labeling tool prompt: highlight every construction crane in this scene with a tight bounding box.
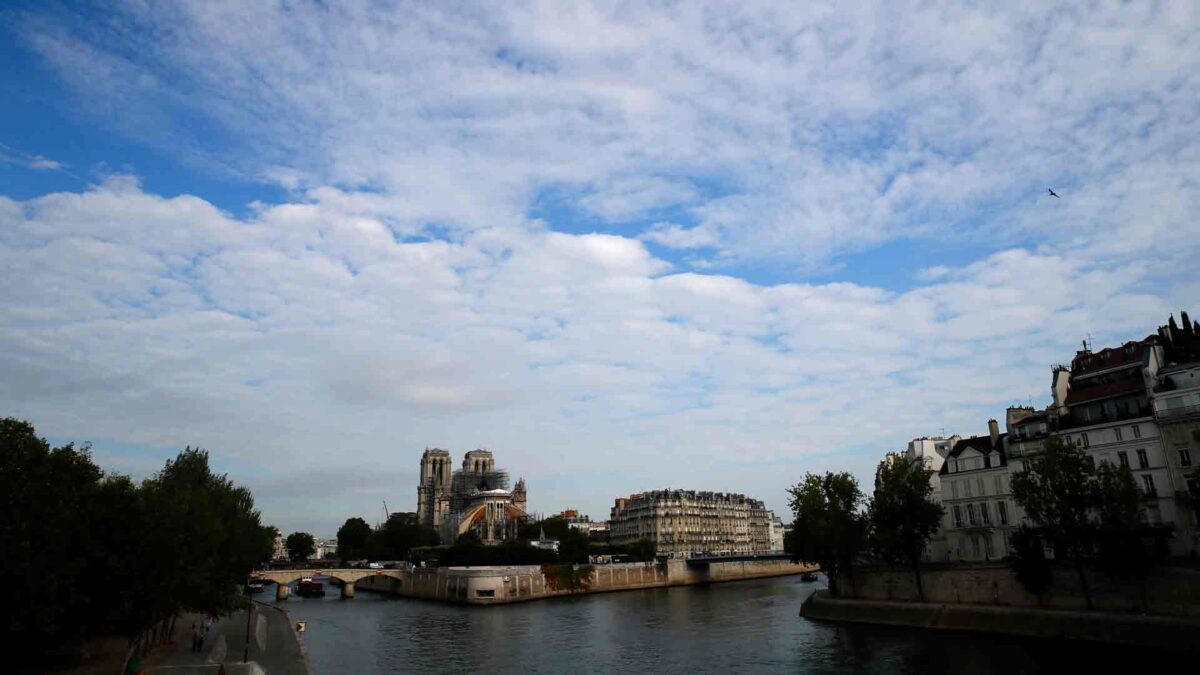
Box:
[382,500,390,522]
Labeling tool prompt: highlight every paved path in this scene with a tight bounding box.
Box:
[146,603,308,675]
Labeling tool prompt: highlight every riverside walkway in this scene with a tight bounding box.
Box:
[145,601,309,675]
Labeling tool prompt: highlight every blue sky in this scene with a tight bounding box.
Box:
[2,1,1198,535]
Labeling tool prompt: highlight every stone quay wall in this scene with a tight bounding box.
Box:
[357,559,811,605]
[800,590,1200,649]
[839,562,1200,618]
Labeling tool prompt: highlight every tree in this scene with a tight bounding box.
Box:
[337,517,373,561]
[1010,436,1099,608]
[558,527,592,564]
[2,419,270,668]
[286,532,316,562]
[787,472,868,597]
[1008,525,1053,599]
[627,537,657,563]
[368,512,439,561]
[1093,462,1154,591]
[867,453,944,601]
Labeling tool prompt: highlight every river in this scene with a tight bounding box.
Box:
[272,575,1156,674]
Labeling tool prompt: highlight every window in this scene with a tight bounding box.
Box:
[1115,427,1123,441]
[1137,448,1149,469]
[476,589,495,598]
[1132,424,1141,439]
[953,505,963,528]
[998,501,1009,525]
[1118,451,1129,468]
[1181,448,1193,467]
[967,503,977,526]
[964,480,972,498]
[951,481,959,499]
[1141,474,1156,496]
[972,537,982,558]
[994,475,1003,494]
[977,478,985,497]
[1081,433,1090,448]
[984,535,994,559]
[980,502,991,525]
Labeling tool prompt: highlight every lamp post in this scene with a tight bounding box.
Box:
[243,600,253,663]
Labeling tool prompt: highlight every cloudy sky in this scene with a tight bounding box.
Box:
[2,1,1198,536]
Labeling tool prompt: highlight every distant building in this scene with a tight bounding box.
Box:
[313,538,338,560]
[529,527,559,554]
[272,530,287,561]
[768,515,786,552]
[417,448,529,545]
[608,489,777,557]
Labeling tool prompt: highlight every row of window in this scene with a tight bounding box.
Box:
[949,474,1007,500]
[1067,424,1142,449]
[951,501,1010,528]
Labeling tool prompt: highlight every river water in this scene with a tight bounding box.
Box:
[273,575,1155,674]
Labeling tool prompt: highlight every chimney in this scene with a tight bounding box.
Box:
[988,419,1000,448]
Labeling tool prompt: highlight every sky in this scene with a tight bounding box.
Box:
[2,1,1198,537]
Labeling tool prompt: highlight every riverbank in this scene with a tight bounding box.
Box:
[142,600,311,674]
[357,558,815,604]
[800,589,1200,650]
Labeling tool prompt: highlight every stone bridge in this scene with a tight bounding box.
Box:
[251,568,406,599]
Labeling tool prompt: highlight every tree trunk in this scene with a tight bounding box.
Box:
[912,557,925,603]
[1074,558,1092,610]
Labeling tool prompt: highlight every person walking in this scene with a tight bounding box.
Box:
[195,622,205,654]
[190,624,200,653]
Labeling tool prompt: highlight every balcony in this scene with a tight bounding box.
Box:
[1155,403,1200,422]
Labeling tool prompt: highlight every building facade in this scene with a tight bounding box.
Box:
[608,489,777,557]
[938,420,1016,562]
[905,435,960,560]
[768,515,786,552]
[1151,312,1200,555]
[416,448,528,545]
[1055,336,1186,547]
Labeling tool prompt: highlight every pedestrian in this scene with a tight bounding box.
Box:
[204,615,214,634]
[190,624,200,653]
[196,623,205,654]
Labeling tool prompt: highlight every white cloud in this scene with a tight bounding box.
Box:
[641,222,719,250]
[0,181,1181,532]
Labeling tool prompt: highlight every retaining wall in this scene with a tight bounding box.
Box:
[357,559,811,605]
[840,563,1200,618]
[801,589,1200,649]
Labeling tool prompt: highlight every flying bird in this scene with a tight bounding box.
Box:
[1048,188,1060,198]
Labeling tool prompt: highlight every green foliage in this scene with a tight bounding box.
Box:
[518,515,571,541]
[368,512,440,560]
[868,454,944,600]
[1008,525,1053,597]
[0,418,269,668]
[336,516,373,561]
[557,527,593,564]
[1011,436,1099,567]
[787,471,868,597]
[1010,436,1154,607]
[626,537,657,562]
[439,539,558,566]
[868,454,944,564]
[286,532,316,561]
